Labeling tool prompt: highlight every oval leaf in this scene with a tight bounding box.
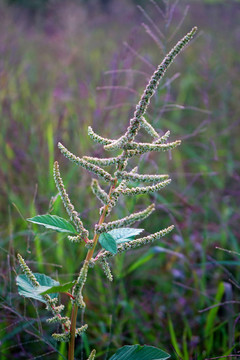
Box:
[40,281,76,295]
[99,233,117,254]
[108,228,144,244]
[16,273,60,303]
[109,345,170,360]
[27,214,78,234]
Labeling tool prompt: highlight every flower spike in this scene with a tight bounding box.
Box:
[115,170,169,183]
[88,126,115,145]
[53,161,89,239]
[104,27,197,151]
[95,225,175,263]
[91,179,109,205]
[121,179,171,196]
[58,142,115,183]
[95,204,155,234]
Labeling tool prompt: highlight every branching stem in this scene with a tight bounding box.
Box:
[68,176,119,360]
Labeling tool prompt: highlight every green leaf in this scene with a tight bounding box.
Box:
[99,233,117,254]
[16,273,60,303]
[108,228,144,244]
[27,214,77,234]
[40,281,75,295]
[205,281,225,337]
[109,345,170,360]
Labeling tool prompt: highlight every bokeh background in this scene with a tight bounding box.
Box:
[1,0,240,359]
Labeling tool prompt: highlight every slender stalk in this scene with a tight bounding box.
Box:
[68,303,78,360]
[86,176,119,261]
[68,178,118,359]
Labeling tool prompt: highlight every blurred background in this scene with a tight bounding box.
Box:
[0,0,240,359]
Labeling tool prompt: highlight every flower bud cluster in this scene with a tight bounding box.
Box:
[123,140,181,158]
[17,254,40,287]
[67,234,84,243]
[53,161,89,239]
[58,142,114,184]
[121,140,181,152]
[51,319,88,341]
[154,130,170,144]
[75,324,88,336]
[47,316,70,325]
[73,260,89,308]
[83,155,120,167]
[17,254,71,334]
[85,240,94,249]
[88,126,114,145]
[87,349,96,360]
[115,170,169,184]
[121,179,171,196]
[52,332,70,342]
[139,116,159,138]
[102,27,197,151]
[91,179,109,205]
[99,258,113,282]
[95,225,174,263]
[95,204,155,234]
[105,180,127,215]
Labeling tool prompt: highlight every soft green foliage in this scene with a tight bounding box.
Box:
[109,344,170,360]
[16,273,59,303]
[17,254,72,336]
[99,232,118,254]
[40,281,76,295]
[107,228,144,243]
[27,214,78,234]
[204,282,226,354]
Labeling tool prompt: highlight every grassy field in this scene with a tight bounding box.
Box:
[0,1,240,359]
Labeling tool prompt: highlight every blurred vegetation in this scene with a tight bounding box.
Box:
[5,0,240,17]
[0,0,240,359]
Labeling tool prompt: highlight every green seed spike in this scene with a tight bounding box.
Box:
[99,258,113,281]
[87,349,96,360]
[47,316,70,325]
[104,180,127,216]
[95,225,175,262]
[104,27,197,151]
[88,126,115,145]
[91,178,109,205]
[121,140,181,151]
[52,332,70,342]
[83,155,120,166]
[95,204,155,234]
[17,254,71,333]
[53,161,89,238]
[75,324,88,337]
[17,254,40,288]
[58,142,115,183]
[154,130,171,144]
[121,179,171,196]
[115,170,169,183]
[125,140,181,158]
[73,260,89,308]
[139,116,159,138]
[67,235,84,243]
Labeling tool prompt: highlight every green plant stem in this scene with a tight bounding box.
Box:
[68,177,118,359]
[68,303,78,360]
[86,178,118,261]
